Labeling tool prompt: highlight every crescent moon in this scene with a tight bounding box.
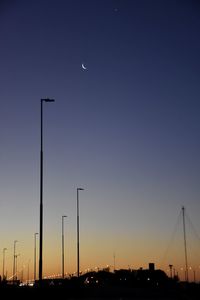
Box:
[81,63,87,70]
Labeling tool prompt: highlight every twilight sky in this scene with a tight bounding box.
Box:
[0,0,200,281]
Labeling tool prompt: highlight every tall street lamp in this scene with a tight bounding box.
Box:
[13,240,18,281]
[62,215,67,279]
[3,248,7,280]
[34,233,38,281]
[27,259,31,284]
[39,98,55,282]
[77,188,84,278]
[15,254,20,280]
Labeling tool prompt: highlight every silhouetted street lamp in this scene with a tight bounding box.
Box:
[169,264,173,279]
[182,206,188,282]
[39,98,55,282]
[15,254,20,280]
[2,248,7,280]
[34,233,38,281]
[77,187,84,278]
[13,240,18,281]
[27,259,31,284]
[62,215,67,278]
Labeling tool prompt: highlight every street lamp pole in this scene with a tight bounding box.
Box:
[13,240,18,281]
[34,233,38,281]
[169,264,173,279]
[182,206,188,282]
[77,188,84,278]
[39,98,55,282]
[27,259,30,285]
[3,248,7,280]
[62,215,67,279]
[15,254,20,280]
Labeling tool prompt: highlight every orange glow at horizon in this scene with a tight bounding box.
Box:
[2,232,200,283]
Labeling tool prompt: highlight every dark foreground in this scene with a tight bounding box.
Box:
[1,269,199,299]
[0,284,199,300]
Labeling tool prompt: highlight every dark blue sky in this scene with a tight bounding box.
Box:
[0,0,200,278]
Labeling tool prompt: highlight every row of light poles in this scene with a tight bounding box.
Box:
[3,240,20,281]
[2,186,83,281]
[37,191,83,281]
[2,237,37,282]
[2,98,84,282]
[2,241,19,281]
[39,98,84,281]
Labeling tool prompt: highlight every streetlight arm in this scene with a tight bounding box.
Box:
[41,98,55,102]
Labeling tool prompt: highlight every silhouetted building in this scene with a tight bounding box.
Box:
[149,263,155,271]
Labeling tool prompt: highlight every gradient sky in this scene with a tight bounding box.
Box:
[0,0,200,281]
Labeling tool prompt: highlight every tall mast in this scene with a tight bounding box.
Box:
[182,206,188,281]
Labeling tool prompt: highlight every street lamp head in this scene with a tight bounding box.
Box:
[77,188,84,191]
[41,98,55,102]
[62,215,67,218]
